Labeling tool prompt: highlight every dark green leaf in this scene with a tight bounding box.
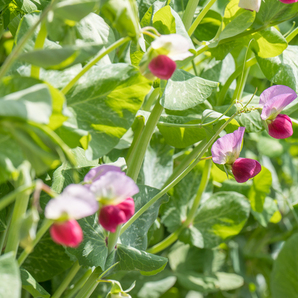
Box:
[121,185,168,250]
[115,244,168,275]
[138,133,174,188]
[67,214,108,269]
[21,233,73,282]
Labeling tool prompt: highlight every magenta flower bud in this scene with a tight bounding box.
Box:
[211,127,261,183]
[259,85,297,139]
[267,114,293,139]
[231,158,262,183]
[50,219,83,247]
[99,198,135,233]
[278,0,298,3]
[148,55,177,80]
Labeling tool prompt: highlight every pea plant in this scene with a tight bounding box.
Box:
[0,0,298,297]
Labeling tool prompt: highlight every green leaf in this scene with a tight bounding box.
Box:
[236,110,263,133]
[176,271,243,294]
[161,162,205,233]
[0,84,52,124]
[158,116,207,148]
[67,214,108,269]
[53,0,99,22]
[14,0,50,13]
[256,45,298,94]
[137,133,174,188]
[18,44,104,70]
[251,197,280,227]
[21,233,73,282]
[160,70,218,111]
[248,167,272,212]
[0,253,21,298]
[121,185,168,251]
[20,269,50,298]
[0,134,25,184]
[271,233,298,298]
[257,136,284,158]
[194,10,222,42]
[254,0,298,29]
[251,27,287,59]
[218,0,255,41]
[152,5,176,34]
[115,244,168,275]
[100,0,140,38]
[180,192,250,248]
[66,64,151,159]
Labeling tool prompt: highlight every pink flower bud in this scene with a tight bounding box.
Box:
[50,220,83,247]
[148,55,176,80]
[267,114,293,139]
[232,158,261,183]
[278,0,298,3]
[99,198,135,233]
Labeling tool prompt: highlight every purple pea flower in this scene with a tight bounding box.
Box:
[45,184,99,247]
[278,0,298,3]
[259,85,297,139]
[211,127,261,183]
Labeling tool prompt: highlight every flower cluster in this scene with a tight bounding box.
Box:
[45,165,138,247]
[259,85,297,139]
[139,34,192,80]
[211,127,261,183]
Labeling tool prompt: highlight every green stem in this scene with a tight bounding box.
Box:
[121,113,237,235]
[217,57,257,106]
[51,261,81,298]
[61,36,131,95]
[233,45,253,101]
[182,0,200,31]
[196,44,210,57]
[0,184,36,212]
[184,159,212,225]
[64,269,93,298]
[286,26,298,42]
[0,0,57,81]
[147,159,211,254]
[0,205,13,255]
[163,140,206,187]
[18,218,53,266]
[107,225,121,254]
[126,100,164,181]
[188,0,217,36]
[4,191,31,256]
[126,116,145,168]
[75,267,102,298]
[142,88,160,112]
[30,20,47,79]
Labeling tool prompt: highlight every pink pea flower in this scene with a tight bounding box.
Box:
[99,198,135,233]
[45,184,99,247]
[238,0,261,12]
[140,34,192,80]
[259,85,297,139]
[211,127,261,183]
[87,165,139,205]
